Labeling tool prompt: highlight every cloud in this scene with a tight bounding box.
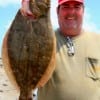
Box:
[51,0,58,29]
[83,8,100,33]
[0,0,21,7]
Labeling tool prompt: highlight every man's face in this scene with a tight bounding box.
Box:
[57,1,84,36]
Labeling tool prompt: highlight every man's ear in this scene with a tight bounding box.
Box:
[56,6,59,15]
[82,5,85,13]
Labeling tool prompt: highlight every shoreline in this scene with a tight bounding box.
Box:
[0,58,37,100]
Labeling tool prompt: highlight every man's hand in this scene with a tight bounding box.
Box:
[20,0,35,19]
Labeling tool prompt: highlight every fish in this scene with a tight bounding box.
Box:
[2,0,56,99]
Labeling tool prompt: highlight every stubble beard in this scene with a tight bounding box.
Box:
[63,20,78,29]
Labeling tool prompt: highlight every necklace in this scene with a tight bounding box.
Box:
[65,36,75,56]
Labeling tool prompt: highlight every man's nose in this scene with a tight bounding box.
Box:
[68,7,76,14]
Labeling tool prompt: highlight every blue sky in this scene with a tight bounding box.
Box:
[0,0,100,56]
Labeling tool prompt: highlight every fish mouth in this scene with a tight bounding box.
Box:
[29,0,49,19]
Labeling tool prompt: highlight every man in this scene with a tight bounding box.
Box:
[21,0,100,100]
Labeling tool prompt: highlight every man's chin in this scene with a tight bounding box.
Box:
[63,29,80,37]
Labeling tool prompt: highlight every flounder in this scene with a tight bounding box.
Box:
[2,0,56,99]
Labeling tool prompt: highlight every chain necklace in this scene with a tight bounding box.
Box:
[65,36,75,56]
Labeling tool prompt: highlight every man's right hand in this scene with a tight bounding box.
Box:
[20,0,36,19]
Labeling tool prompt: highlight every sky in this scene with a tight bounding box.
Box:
[0,0,100,57]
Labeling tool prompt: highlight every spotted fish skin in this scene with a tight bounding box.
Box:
[2,0,56,100]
